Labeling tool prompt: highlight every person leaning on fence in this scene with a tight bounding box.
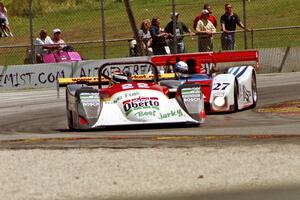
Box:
[138,19,153,55]
[0,1,13,37]
[34,29,58,63]
[149,17,171,55]
[196,9,216,52]
[193,3,217,31]
[164,12,194,54]
[220,3,249,50]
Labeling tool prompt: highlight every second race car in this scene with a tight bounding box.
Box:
[151,50,258,113]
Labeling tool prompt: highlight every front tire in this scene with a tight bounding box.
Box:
[67,110,74,130]
[251,72,257,108]
[230,80,239,112]
[66,89,74,130]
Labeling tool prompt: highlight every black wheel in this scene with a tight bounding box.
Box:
[66,89,74,130]
[251,71,257,108]
[230,80,239,112]
[67,110,74,130]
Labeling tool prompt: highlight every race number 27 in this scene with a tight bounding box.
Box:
[212,82,230,90]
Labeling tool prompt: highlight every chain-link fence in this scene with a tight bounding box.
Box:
[0,0,299,66]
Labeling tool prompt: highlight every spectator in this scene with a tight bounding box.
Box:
[149,17,170,55]
[193,3,217,30]
[138,19,152,55]
[52,29,67,49]
[0,1,13,37]
[165,12,194,54]
[220,3,249,50]
[34,29,57,63]
[52,28,75,52]
[196,9,216,52]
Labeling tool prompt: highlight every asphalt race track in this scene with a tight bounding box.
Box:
[0,72,299,148]
[1,72,300,200]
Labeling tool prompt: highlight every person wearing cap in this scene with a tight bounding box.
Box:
[220,3,249,50]
[52,28,67,50]
[196,9,216,52]
[193,3,217,31]
[52,28,75,52]
[164,12,194,54]
[34,29,57,63]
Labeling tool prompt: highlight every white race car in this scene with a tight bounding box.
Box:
[58,61,206,130]
[151,50,258,113]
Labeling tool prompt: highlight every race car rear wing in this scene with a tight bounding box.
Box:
[151,50,259,70]
[57,73,176,87]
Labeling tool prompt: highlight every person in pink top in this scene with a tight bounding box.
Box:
[193,3,217,30]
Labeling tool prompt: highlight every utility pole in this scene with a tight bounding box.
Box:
[124,0,145,56]
[100,0,107,59]
[243,0,248,49]
[29,0,35,63]
[171,0,177,54]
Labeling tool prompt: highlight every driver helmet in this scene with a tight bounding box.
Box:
[175,61,189,73]
[112,71,132,83]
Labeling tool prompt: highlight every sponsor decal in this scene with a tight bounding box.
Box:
[80,93,100,106]
[72,77,98,82]
[182,87,202,102]
[240,85,251,103]
[123,96,159,115]
[112,91,140,103]
[134,110,157,118]
[181,87,200,94]
[80,93,99,99]
[82,102,100,106]
[159,109,184,119]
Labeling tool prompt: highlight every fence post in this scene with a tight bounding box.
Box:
[251,29,254,49]
[171,0,177,54]
[29,0,35,63]
[100,0,107,59]
[242,0,248,49]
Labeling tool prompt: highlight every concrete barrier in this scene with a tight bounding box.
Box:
[0,57,148,90]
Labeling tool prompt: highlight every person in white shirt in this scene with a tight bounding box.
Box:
[34,29,58,63]
[196,9,216,52]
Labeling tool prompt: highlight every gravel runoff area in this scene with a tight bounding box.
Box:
[1,144,300,200]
